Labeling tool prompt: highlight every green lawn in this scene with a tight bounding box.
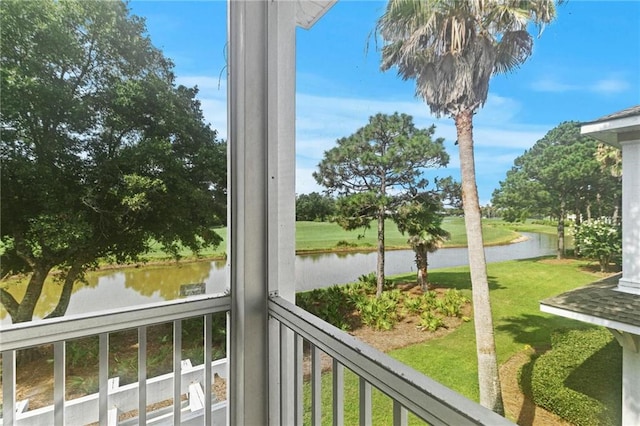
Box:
[142,217,542,260]
[303,257,601,425]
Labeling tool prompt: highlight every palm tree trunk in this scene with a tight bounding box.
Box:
[415,244,429,291]
[455,109,505,415]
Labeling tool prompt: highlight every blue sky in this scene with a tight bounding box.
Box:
[129,1,640,205]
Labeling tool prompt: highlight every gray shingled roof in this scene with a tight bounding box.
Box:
[540,274,640,333]
[582,105,640,126]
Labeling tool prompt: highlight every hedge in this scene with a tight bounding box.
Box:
[524,328,621,426]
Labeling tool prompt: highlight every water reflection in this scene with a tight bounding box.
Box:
[1,233,554,324]
[296,232,556,291]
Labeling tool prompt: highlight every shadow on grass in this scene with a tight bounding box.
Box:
[518,348,546,426]
[496,313,588,348]
[425,271,506,291]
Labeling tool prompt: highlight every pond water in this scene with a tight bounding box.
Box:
[1,232,556,324]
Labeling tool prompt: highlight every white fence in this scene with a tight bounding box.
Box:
[1,294,230,426]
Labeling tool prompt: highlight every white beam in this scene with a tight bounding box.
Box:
[266,1,297,424]
[617,139,640,293]
[610,331,640,426]
[228,1,270,424]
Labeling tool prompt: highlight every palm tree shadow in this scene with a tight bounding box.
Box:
[428,271,505,291]
[517,349,545,426]
[496,315,598,426]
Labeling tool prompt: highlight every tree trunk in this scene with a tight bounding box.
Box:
[557,205,565,260]
[12,264,52,323]
[376,207,385,297]
[45,261,83,319]
[415,244,429,292]
[455,110,505,415]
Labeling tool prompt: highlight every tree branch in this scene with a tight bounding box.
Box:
[0,288,20,320]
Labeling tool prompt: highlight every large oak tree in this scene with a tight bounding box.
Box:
[1,0,226,323]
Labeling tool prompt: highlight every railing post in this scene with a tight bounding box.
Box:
[359,377,372,426]
[138,325,148,424]
[2,351,16,425]
[204,314,213,425]
[54,341,66,426]
[99,333,109,426]
[173,320,182,424]
[311,344,322,425]
[333,359,344,426]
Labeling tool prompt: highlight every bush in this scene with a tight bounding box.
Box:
[436,289,469,318]
[356,271,394,293]
[355,292,400,331]
[404,295,423,314]
[527,328,621,426]
[418,311,444,331]
[335,240,357,249]
[296,286,355,331]
[572,218,622,272]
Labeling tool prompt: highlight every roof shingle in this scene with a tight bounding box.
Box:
[540,274,640,333]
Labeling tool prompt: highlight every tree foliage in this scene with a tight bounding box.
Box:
[314,112,448,296]
[377,0,561,414]
[492,121,621,258]
[296,192,336,221]
[0,0,226,322]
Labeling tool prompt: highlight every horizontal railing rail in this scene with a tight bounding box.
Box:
[268,295,514,426]
[0,293,230,351]
[1,293,230,426]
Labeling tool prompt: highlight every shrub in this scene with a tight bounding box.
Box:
[404,295,423,314]
[572,218,622,272]
[436,289,469,318]
[296,286,354,331]
[527,328,621,426]
[356,293,399,331]
[335,240,357,248]
[356,271,394,293]
[418,311,444,332]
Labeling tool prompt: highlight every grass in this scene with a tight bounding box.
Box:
[303,257,603,425]
[485,218,560,236]
[141,217,538,261]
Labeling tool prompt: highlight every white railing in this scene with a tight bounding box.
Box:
[268,295,514,426]
[2,292,515,425]
[0,293,230,426]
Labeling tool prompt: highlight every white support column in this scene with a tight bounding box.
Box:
[610,331,640,426]
[266,1,297,425]
[228,1,270,424]
[617,138,640,294]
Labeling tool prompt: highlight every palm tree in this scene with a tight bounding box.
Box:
[408,233,447,291]
[377,0,560,415]
[395,194,449,291]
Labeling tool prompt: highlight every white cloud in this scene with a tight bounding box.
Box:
[591,77,629,94]
[530,77,577,93]
[531,74,630,95]
[179,74,550,199]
